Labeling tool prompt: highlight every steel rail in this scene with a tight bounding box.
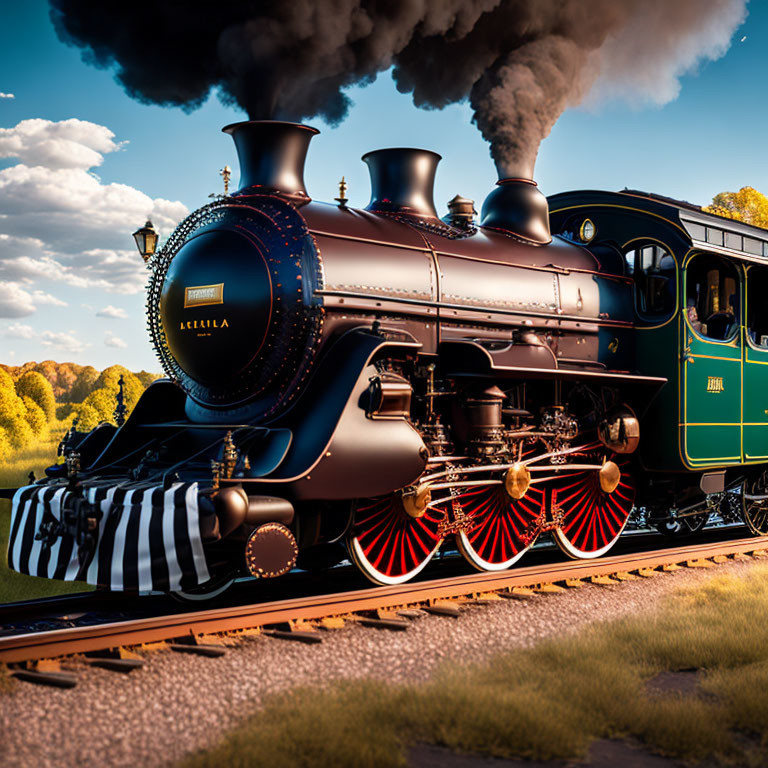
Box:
[1,536,766,664]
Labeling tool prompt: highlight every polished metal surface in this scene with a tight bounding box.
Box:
[362,147,441,218]
[223,120,319,197]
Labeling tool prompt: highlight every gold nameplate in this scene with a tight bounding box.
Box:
[706,376,724,393]
[184,283,224,308]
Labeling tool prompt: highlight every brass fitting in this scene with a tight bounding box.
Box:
[402,484,431,519]
[599,460,621,494]
[504,462,531,500]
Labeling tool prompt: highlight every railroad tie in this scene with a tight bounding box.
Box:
[356,616,409,631]
[424,602,461,618]
[263,629,323,645]
[397,609,426,619]
[169,643,227,657]
[11,668,78,689]
[591,575,620,586]
[498,587,536,599]
[84,656,145,673]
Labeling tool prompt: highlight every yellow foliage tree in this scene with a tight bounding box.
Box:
[94,365,144,407]
[68,365,99,403]
[0,368,15,392]
[81,388,116,423]
[136,370,162,389]
[0,387,33,450]
[0,427,12,462]
[704,186,768,230]
[74,403,101,432]
[21,396,48,437]
[15,371,56,421]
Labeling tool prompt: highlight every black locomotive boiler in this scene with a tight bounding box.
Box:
[12,119,760,597]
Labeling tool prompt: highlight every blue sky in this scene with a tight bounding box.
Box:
[0,1,764,371]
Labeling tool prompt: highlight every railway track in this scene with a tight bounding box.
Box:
[2,530,766,669]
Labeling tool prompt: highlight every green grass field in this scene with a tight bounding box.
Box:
[182,566,768,768]
[0,428,92,604]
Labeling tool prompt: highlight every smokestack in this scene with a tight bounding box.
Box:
[480,178,551,245]
[222,120,319,198]
[362,148,441,219]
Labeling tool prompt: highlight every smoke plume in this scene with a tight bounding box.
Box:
[50,0,747,177]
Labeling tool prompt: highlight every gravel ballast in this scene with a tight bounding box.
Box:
[0,556,761,768]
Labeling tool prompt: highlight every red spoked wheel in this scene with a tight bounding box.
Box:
[550,457,636,559]
[347,493,445,585]
[455,483,545,571]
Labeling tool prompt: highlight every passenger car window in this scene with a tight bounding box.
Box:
[685,253,740,341]
[624,244,676,321]
[747,266,768,348]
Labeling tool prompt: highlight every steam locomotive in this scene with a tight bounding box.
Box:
[7,120,768,597]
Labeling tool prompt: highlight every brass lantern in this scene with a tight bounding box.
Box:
[132,219,158,262]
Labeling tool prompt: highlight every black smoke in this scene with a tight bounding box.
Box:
[50,0,747,177]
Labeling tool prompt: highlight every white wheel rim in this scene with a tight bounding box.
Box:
[348,534,441,585]
[455,530,533,571]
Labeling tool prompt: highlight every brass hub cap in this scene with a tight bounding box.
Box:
[402,484,431,519]
[504,463,531,500]
[599,460,621,494]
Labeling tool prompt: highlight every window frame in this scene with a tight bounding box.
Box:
[623,238,679,326]
[683,251,742,346]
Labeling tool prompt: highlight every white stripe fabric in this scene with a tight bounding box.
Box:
[110,489,136,590]
[137,487,155,592]
[185,483,210,585]
[7,481,211,592]
[46,487,67,579]
[25,489,49,576]
[162,483,184,592]
[86,486,116,584]
[9,490,33,573]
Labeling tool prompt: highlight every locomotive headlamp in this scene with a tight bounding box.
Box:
[579,218,596,243]
[132,219,158,262]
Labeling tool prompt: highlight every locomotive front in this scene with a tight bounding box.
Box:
[149,122,325,419]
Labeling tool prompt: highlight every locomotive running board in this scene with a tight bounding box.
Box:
[439,340,667,388]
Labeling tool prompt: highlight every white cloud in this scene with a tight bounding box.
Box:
[5,323,35,339]
[0,281,45,317]
[0,118,122,170]
[104,331,127,349]
[0,118,188,298]
[40,330,88,354]
[96,305,128,319]
[0,93,14,100]
[31,290,66,307]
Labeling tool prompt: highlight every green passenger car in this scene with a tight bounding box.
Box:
[549,189,768,534]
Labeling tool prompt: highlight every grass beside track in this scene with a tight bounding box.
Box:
[0,430,92,603]
[183,565,768,768]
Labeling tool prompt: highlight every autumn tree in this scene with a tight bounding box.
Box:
[15,371,56,421]
[74,403,101,432]
[136,370,162,389]
[0,387,33,449]
[704,186,768,230]
[93,365,144,411]
[0,427,12,462]
[68,365,99,403]
[21,396,48,437]
[0,368,15,393]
